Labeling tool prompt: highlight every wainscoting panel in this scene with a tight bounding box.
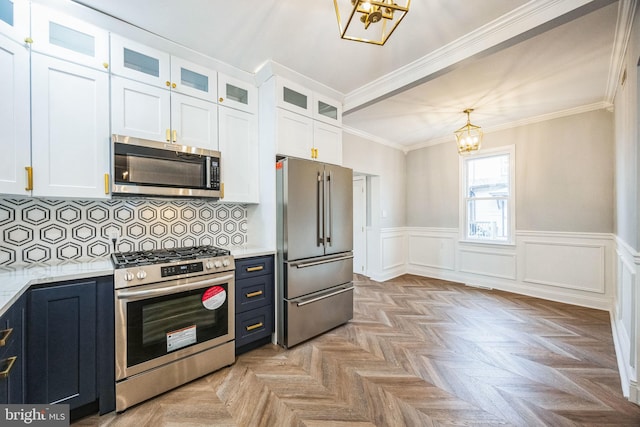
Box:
[378,229,406,281]
[522,241,606,293]
[612,238,639,402]
[407,232,455,271]
[459,247,517,280]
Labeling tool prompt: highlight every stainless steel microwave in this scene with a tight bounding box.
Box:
[112,135,221,198]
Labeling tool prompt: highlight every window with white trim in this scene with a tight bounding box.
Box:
[461,146,515,243]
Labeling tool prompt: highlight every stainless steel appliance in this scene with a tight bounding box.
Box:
[112,246,235,412]
[276,157,354,348]
[112,135,222,198]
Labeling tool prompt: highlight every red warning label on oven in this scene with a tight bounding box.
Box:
[202,286,226,310]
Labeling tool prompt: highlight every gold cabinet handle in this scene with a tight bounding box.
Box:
[172,130,177,142]
[219,97,224,102]
[25,167,33,191]
[315,148,319,159]
[245,290,263,298]
[245,322,263,332]
[24,37,33,44]
[246,266,264,273]
[0,356,16,379]
[0,328,12,347]
[171,82,176,89]
[220,182,224,199]
[104,173,110,195]
[166,129,171,142]
[165,81,171,87]
[103,62,109,69]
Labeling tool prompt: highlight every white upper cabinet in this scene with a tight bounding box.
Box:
[0,0,29,44]
[171,92,218,151]
[111,75,171,143]
[276,108,314,160]
[170,56,217,101]
[313,121,342,165]
[276,78,313,117]
[31,53,110,199]
[110,34,170,87]
[30,4,109,71]
[218,106,259,203]
[0,34,30,196]
[313,93,342,126]
[218,73,257,114]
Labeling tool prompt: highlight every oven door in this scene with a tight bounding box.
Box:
[115,272,234,380]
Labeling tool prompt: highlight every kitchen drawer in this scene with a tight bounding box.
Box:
[235,305,273,348]
[235,255,273,280]
[236,275,273,314]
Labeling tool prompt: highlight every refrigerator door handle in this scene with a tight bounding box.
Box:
[292,254,354,269]
[294,285,354,307]
[327,170,332,246]
[317,171,323,247]
[322,170,328,248]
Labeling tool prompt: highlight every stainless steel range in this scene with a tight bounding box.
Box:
[112,246,235,412]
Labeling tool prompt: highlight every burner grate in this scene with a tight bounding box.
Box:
[112,245,230,268]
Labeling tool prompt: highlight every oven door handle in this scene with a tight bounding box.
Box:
[116,274,234,301]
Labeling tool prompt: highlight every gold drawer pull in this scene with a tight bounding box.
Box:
[246,322,263,332]
[0,356,16,379]
[246,266,264,272]
[245,290,263,298]
[0,328,13,347]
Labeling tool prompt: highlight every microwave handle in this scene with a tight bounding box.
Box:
[116,274,234,301]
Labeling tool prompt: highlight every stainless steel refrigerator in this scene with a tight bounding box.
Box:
[276,157,354,348]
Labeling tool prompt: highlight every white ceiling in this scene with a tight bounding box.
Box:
[72,0,628,151]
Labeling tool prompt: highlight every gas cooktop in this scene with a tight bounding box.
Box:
[112,245,231,269]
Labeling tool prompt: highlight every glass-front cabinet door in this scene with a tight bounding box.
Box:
[276,78,312,117]
[0,0,28,44]
[170,56,217,102]
[30,5,109,71]
[218,73,257,114]
[313,93,342,126]
[110,34,170,88]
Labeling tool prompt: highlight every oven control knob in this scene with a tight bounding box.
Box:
[137,271,147,280]
[214,260,222,268]
[222,259,230,267]
[125,272,134,281]
[205,261,214,270]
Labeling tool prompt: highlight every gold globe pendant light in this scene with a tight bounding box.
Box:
[334,0,410,45]
[454,109,483,156]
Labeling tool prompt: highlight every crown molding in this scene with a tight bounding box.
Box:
[344,0,610,113]
[342,126,409,153]
[604,0,638,103]
[405,102,612,152]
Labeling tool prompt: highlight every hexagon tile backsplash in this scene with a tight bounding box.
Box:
[0,198,247,266]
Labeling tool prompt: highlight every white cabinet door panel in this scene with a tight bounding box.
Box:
[218,106,258,203]
[31,54,110,199]
[31,5,109,70]
[112,76,171,142]
[276,108,313,160]
[0,35,29,195]
[170,56,217,102]
[171,93,218,150]
[218,73,257,114]
[110,34,170,87]
[313,121,342,165]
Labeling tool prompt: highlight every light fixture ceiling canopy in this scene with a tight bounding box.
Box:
[334,0,410,46]
[454,108,483,156]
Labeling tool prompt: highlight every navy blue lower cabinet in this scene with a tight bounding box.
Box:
[26,276,114,417]
[0,295,26,404]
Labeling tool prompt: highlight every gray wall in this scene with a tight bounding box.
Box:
[614,8,640,251]
[407,109,615,233]
[342,132,406,228]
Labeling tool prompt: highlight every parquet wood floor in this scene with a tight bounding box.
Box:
[74,274,640,426]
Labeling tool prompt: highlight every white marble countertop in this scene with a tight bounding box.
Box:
[0,258,114,317]
[0,246,275,317]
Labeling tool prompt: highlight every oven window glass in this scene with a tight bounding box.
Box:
[127,284,229,367]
